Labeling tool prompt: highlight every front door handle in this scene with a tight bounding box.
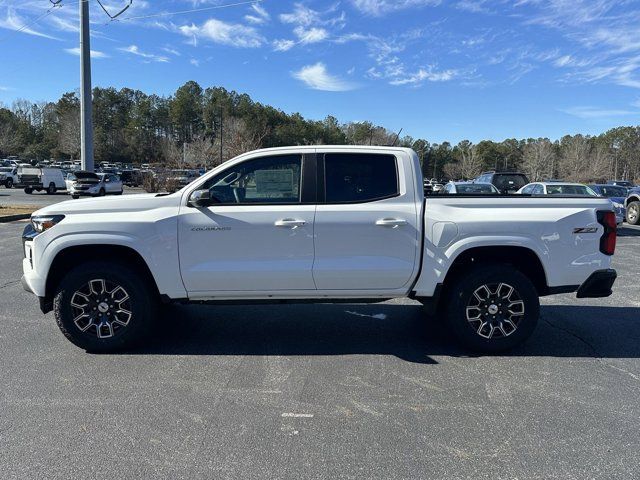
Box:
[375,218,408,228]
[275,218,306,228]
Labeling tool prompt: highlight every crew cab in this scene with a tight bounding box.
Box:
[20,146,618,353]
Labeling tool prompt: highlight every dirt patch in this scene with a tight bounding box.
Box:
[0,205,38,216]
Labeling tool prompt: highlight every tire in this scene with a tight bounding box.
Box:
[24,187,32,194]
[71,195,79,199]
[443,264,540,353]
[5,178,13,188]
[98,188,106,197]
[46,183,56,195]
[53,261,155,352]
[626,201,640,225]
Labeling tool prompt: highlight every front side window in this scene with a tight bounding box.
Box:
[202,154,302,204]
[532,184,544,195]
[324,153,398,203]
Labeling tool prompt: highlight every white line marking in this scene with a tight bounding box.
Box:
[281,413,314,418]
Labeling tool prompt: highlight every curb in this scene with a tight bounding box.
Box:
[0,214,31,223]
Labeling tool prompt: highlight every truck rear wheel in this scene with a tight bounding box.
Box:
[5,178,12,188]
[444,264,539,352]
[53,261,155,352]
[46,183,56,195]
[24,187,32,194]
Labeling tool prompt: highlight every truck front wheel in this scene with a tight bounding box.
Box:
[53,261,154,352]
[444,264,539,352]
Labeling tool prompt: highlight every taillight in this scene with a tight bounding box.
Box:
[597,210,617,256]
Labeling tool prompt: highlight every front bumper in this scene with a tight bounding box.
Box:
[576,269,617,298]
[70,189,98,196]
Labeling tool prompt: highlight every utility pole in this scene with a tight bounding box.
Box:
[219,107,223,164]
[79,0,94,172]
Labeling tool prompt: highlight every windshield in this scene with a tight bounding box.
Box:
[546,184,597,195]
[456,183,497,194]
[492,174,529,191]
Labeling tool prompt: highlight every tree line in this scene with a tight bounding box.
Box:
[1,80,639,182]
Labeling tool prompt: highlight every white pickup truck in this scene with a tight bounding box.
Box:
[21,146,617,353]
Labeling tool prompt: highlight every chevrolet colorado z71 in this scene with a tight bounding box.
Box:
[21,146,617,353]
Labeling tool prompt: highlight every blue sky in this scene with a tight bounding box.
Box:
[1,0,640,143]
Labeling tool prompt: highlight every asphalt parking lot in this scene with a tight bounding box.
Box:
[1,220,640,479]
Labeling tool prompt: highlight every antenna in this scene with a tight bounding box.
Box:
[391,128,403,147]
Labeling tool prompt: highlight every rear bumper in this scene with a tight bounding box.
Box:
[576,269,617,298]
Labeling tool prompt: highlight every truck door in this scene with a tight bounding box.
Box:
[178,153,317,294]
[312,152,421,291]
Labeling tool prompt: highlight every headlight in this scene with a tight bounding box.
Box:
[31,215,65,233]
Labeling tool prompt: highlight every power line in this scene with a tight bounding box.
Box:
[0,4,60,43]
[113,0,262,22]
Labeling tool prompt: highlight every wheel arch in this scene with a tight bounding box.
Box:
[43,244,161,313]
[625,195,640,207]
[442,245,548,296]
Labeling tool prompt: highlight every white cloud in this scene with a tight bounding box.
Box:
[245,3,270,24]
[179,18,264,48]
[0,8,60,40]
[280,4,320,26]
[162,46,181,56]
[561,106,638,119]
[64,47,109,59]
[294,26,329,44]
[350,0,441,16]
[118,45,169,63]
[273,39,296,51]
[292,62,357,91]
[190,58,200,67]
[389,67,457,85]
[48,16,78,33]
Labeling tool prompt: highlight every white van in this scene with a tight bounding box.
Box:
[17,166,67,194]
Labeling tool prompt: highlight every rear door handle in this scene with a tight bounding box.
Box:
[275,218,306,228]
[375,218,408,228]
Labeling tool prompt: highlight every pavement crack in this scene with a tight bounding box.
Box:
[0,280,19,290]
[542,316,640,386]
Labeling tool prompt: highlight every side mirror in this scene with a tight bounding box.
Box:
[190,189,211,207]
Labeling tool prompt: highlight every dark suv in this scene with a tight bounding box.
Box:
[475,171,530,194]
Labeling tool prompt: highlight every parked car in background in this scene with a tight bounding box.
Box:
[17,166,66,194]
[608,180,635,190]
[69,171,124,199]
[624,187,640,225]
[589,184,627,225]
[442,182,499,194]
[518,182,598,196]
[169,169,201,187]
[0,166,18,188]
[475,171,529,194]
[119,169,143,187]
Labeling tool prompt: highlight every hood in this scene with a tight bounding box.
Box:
[608,197,625,205]
[33,192,181,217]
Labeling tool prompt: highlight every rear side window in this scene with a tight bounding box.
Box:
[324,153,398,203]
[493,174,529,192]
